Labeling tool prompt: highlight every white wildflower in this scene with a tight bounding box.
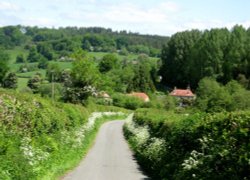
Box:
[182,150,204,170]
[145,137,166,162]
[64,111,125,148]
[198,136,213,153]
[20,137,50,167]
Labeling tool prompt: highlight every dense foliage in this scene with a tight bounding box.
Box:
[0,25,168,57]
[112,93,145,110]
[63,50,100,103]
[160,25,250,88]
[0,49,9,85]
[0,89,128,179]
[2,72,18,89]
[1,23,250,180]
[124,108,250,180]
[195,78,250,112]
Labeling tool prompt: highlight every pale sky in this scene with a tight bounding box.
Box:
[0,0,250,36]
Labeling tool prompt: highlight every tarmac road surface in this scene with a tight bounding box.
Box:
[63,119,149,180]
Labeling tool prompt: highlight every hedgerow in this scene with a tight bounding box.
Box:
[124,108,250,180]
[0,89,127,179]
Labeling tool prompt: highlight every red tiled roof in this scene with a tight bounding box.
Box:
[170,89,195,97]
[128,92,150,102]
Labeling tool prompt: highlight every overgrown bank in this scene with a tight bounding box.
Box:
[124,108,250,180]
[0,89,128,179]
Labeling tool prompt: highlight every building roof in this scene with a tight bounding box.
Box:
[128,92,150,102]
[98,91,111,98]
[170,88,195,97]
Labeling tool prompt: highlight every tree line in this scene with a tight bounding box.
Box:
[0,25,169,57]
[160,25,250,89]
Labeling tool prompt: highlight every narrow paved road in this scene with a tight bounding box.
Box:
[63,119,149,180]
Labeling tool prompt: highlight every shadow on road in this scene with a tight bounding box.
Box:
[131,152,152,180]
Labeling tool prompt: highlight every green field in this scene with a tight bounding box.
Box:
[17,69,46,78]
[89,51,159,62]
[5,47,29,64]
[17,77,29,90]
[50,61,72,69]
[7,48,159,90]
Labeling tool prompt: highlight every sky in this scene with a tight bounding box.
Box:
[0,0,250,36]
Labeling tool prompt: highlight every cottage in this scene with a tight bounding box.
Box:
[170,87,195,99]
[128,92,150,102]
[170,87,195,106]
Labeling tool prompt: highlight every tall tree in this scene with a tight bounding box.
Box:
[0,49,9,86]
[99,54,119,73]
[160,30,201,88]
[37,43,53,60]
[16,54,25,63]
[63,49,100,103]
[3,72,18,89]
[27,46,42,62]
[27,74,42,93]
[46,63,61,82]
[190,28,230,86]
[128,62,155,93]
[223,25,247,83]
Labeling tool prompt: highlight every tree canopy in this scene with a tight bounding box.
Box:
[0,49,9,85]
[160,25,250,89]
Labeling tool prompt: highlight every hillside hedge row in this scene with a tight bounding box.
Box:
[124,108,250,180]
[0,89,127,179]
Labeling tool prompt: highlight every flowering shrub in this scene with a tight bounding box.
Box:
[20,137,50,167]
[0,89,126,179]
[124,108,250,180]
[124,114,167,172]
[182,150,204,170]
[61,112,124,148]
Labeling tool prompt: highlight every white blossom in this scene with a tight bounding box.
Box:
[62,111,125,148]
[20,137,49,168]
[182,150,204,170]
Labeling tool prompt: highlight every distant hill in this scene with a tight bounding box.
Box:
[0,25,169,57]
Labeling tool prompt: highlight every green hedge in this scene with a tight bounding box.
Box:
[124,108,250,180]
[0,89,127,179]
[112,93,144,110]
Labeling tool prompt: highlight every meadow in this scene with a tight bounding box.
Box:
[6,48,159,90]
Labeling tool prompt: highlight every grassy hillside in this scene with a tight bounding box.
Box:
[5,47,29,64]
[6,47,159,90]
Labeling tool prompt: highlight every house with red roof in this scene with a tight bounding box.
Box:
[128,92,150,102]
[170,87,195,99]
[170,87,195,106]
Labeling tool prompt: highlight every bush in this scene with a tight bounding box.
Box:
[226,80,250,111]
[27,74,42,93]
[142,94,177,110]
[3,72,18,89]
[196,78,250,112]
[124,108,250,179]
[88,97,113,106]
[38,83,63,100]
[0,89,128,179]
[18,64,39,73]
[112,93,144,110]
